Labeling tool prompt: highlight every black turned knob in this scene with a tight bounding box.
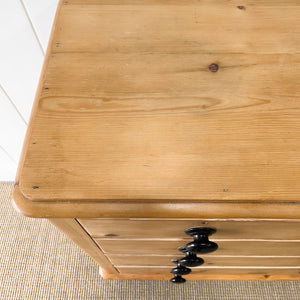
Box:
[184,227,218,254]
[170,275,186,284]
[170,260,191,284]
[177,247,204,267]
[171,262,191,276]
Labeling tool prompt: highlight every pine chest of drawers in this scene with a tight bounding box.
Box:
[12,0,300,282]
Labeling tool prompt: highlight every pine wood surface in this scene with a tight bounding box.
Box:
[78,218,300,240]
[116,267,300,277]
[100,269,300,281]
[11,0,300,281]
[12,185,300,218]
[108,255,300,267]
[54,0,300,54]
[13,0,300,210]
[95,239,300,256]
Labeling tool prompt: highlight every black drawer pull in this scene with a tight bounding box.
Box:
[184,227,218,254]
[170,260,191,284]
[170,227,218,283]
[177,246,204,267]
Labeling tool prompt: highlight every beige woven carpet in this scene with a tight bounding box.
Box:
[1,182,299,300]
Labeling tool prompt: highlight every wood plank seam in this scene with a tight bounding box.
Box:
[75,218,120,273]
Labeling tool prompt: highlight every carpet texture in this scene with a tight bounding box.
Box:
[1,182,299,300]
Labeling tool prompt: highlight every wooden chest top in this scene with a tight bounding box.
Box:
[13,0,300,218]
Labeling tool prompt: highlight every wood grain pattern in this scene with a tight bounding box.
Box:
[101,269,300,281]
[96,239,300,256]
[18,52,300,202]
[54,2,300,54]
[40,53,300,109]
[11,185,300,218]
[116,267,300,276]
[11,0,300,281]
[12,0,299,205]
[78,219,300,240]
[67,0,300,5]
[108,255,300,267]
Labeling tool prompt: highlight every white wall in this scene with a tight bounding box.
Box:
[0,0,59,181]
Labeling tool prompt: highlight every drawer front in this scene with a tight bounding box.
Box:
[96,239,300,256]
[117,267,300,276]
[78,219,300,240]
[107,255,300,267]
